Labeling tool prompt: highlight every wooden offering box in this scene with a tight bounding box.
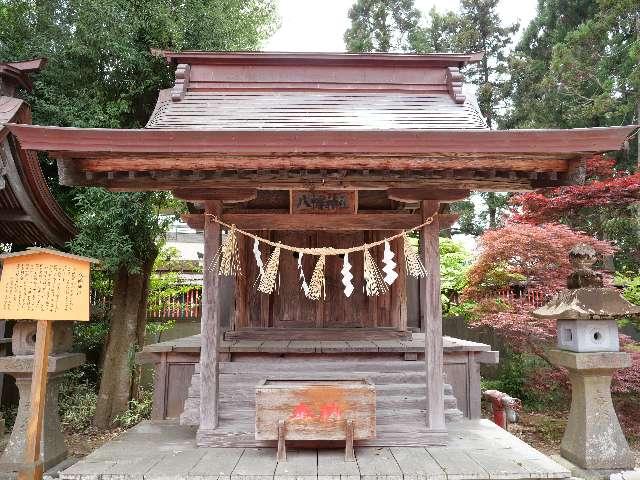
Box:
[255,379,376,461]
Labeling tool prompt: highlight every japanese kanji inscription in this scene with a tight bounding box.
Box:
[0,250,92,321]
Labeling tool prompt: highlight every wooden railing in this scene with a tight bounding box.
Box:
[478,287,549,307]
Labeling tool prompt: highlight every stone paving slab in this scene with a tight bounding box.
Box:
[58,420,571,480]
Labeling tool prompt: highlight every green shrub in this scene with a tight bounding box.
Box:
[58,366,98,432]
[146,319,176,337]
[73,320,109,355]
[114,388,153,428]
[481,352,567,410]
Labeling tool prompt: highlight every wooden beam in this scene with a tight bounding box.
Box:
[173,188,257,203]
[387,188,470,203]
[71,154,571,173]
[96,176,533,192]
[184,212,459,230]
[182,213,458,231]
[196,201,222,443]
[420,200,446,432]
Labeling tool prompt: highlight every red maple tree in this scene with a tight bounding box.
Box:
[512,173,640,224]
[463,221,640,405]
[465,222,615,297]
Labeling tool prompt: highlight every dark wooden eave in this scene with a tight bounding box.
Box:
[7,124,637,192]
[9,124,635,154]
[0,60,75,246]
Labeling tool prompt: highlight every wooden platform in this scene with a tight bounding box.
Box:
[58,419,571,480]
[139,334,498,425]
[224,328,413,341]
[142,333,493,355]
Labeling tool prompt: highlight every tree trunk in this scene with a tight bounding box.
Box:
[131,250,156,400]
[486,192,497,229]
[93,251,157,429]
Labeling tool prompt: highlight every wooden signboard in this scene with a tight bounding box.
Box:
[0,249,94,322]
[255,378,375,461]
[291,190,357,214]
[0,248,98,480]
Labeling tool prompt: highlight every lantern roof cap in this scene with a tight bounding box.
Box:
[532,287,640,320]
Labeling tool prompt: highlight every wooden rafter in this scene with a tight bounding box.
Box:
[173,188,257,202]
[387,188,470,202]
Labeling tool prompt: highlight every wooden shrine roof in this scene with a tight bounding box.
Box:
[0,61,75,246]
[146,90,488,131]
[4,52,639,193]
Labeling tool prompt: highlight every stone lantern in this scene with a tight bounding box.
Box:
[533,244,639,474]
[0,322,84,479]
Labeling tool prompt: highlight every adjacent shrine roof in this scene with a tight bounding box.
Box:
[0,60,76,246]
[5,51,638,193]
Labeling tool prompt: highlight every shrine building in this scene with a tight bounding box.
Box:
[6,51,636,449]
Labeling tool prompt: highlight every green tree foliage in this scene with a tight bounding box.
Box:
[71,189,173,274]
[0,0,278,427]
[503,0,640,161]
[440,237,471,294]
[344,0,423,52]
[454,0,518,128]
[417,7,460,53]
[501,0,599,129]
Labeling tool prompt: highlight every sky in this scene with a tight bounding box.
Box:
[264,0,539,52]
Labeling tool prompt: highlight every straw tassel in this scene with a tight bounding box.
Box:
[258,244,281,294]
[216,225,241,276]
[403,234,428,277]
[308,255,326,300]
[363,249,388,296]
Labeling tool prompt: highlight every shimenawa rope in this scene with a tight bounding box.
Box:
[204,213,435,256]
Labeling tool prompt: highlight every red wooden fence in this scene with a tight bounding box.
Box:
[91,286,548,321]
[91,288,202,320]
[477,287,549,308]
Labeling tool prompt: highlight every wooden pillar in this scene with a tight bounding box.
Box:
[420,200,446,432]
[198,201,222,436]
[18,320,53,480]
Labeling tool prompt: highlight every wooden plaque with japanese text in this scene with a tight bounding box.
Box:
[291,190,357,214]
[0,250,93,321]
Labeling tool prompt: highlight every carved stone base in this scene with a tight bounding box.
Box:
[549,350,634,470]
[0,352,84,480]
[0,374,66,477]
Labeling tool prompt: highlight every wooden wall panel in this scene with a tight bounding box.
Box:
[271,231,317,328]
[166,363,196,418]
[235,229,409,332]
[319,232,367,328]
[444,358,470,418]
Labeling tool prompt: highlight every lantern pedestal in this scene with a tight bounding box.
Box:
[0,353,84,480]
[548,349,634,471]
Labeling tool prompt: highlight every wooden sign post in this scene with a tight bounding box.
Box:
[0,248,98,480]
